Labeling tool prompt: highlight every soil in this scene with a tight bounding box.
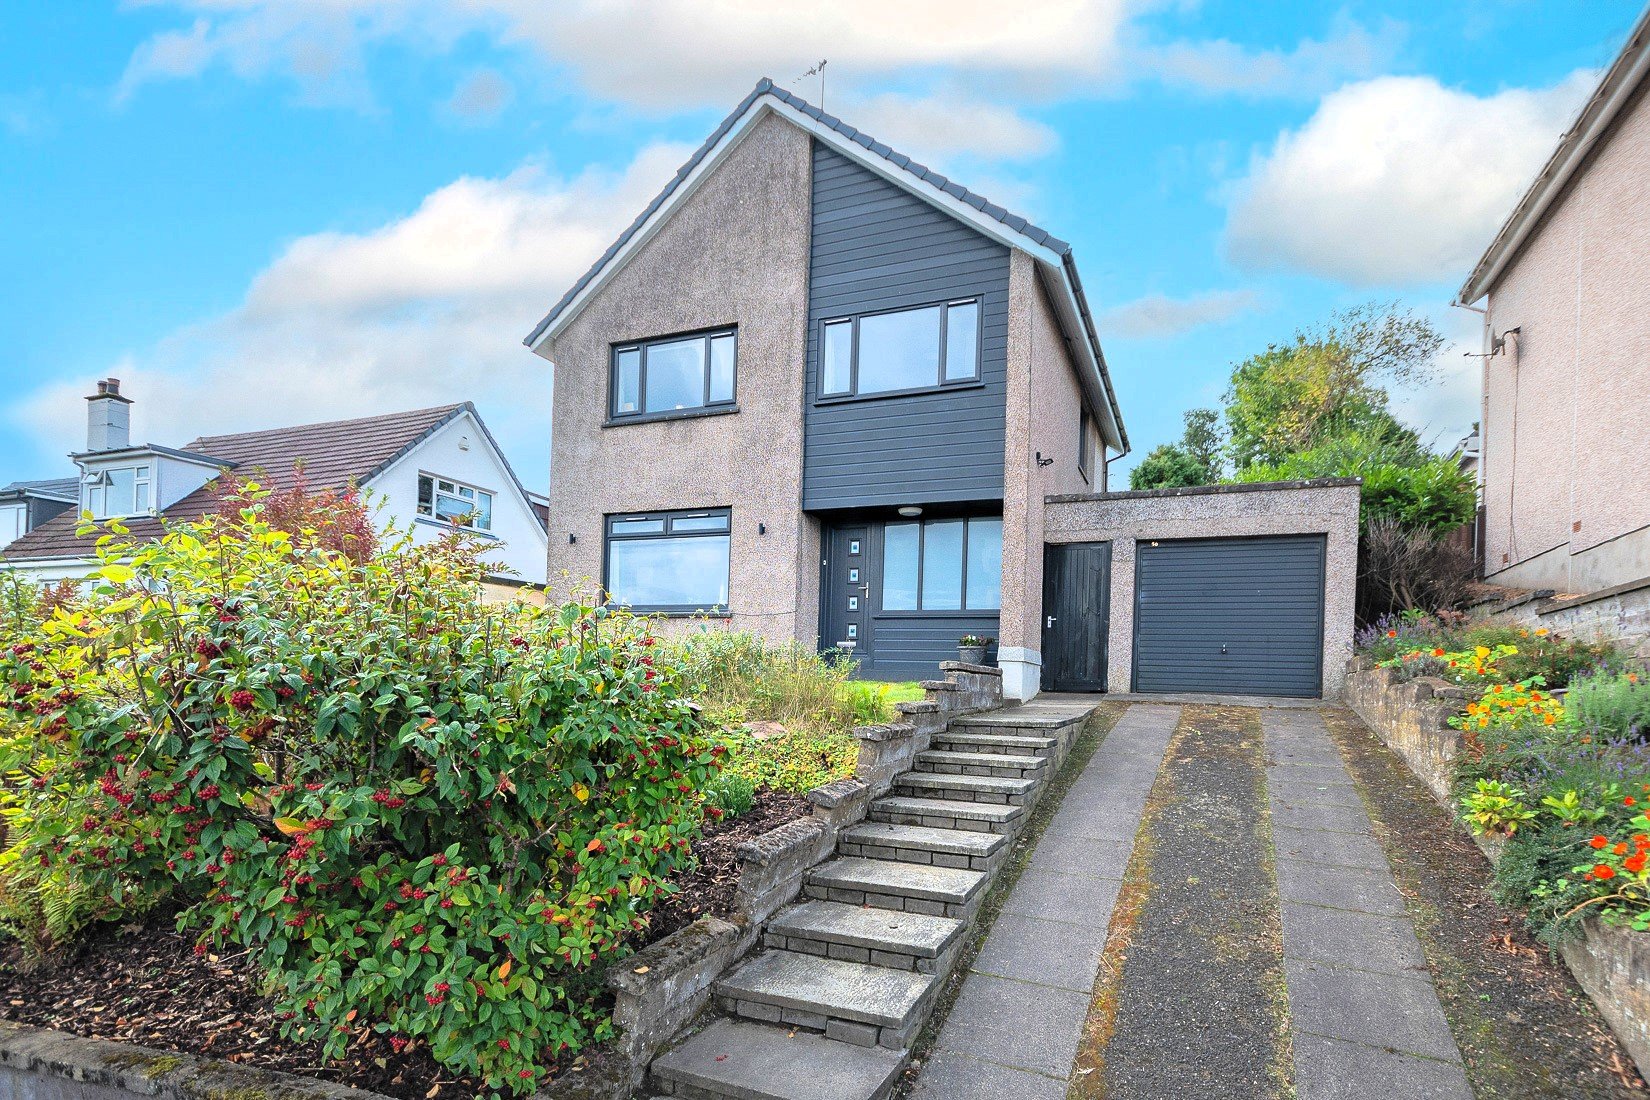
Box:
[1322,707,1650,1099]
[0,789,810,1100]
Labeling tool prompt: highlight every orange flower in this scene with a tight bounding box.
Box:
[1627,853,1648,874]
[1432,647,1445,657]
[1386,630,1398,638]
[1627,797,1638,808]
[1630,673,1641,684]
[1614,842,1629,855]
[1594,864,1617,880]
[1543,713,1558,725]
[1591,835,1610,849]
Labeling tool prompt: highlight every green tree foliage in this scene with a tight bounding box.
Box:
[1129,408,1226,490]
[0,488,721,1094]
[1225,303,1442,470]
[1238,433,1476,531]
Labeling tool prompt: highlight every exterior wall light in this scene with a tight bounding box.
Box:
[897,506,923,518]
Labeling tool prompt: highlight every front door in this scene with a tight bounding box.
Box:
[821,524,873,663]
[1041,542,1111,692]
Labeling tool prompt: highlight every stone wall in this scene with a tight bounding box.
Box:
[1343,657,1470,805]
[1475,578,1650,668]
[1345,656,1650,1079]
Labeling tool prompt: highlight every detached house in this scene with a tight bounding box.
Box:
[1,380,549,591]
[1457,6,1650,596]
[529,80,1359,700]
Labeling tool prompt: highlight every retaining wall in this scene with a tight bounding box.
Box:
[1345,655,1650,1079]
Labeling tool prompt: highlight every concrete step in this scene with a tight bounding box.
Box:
[805,856,986,918]
[928,731,1058,758]
[715,949,936,1049]
[914,748,1047,779]
[839,820,1006,871]
[892,771,1037,805]
[951,711,1087,736]
[869,794,1024,835]
[765,900,963,973]
[650,1017,904,1100]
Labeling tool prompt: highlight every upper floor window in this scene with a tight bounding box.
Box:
[611,328,737,421]
[820,298,980,400]
[882,516,1002,611]
[1078,410,1095,480]
[418,474,493,531]
[604,508,730,613]
[83,465,150,518]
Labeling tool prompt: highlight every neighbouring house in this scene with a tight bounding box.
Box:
[527,79,1358,700]
[1456,6,1650,596]
[0,379,549,592]
[0,477,77,549]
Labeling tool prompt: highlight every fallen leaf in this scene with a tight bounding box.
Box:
[632,965,650,975]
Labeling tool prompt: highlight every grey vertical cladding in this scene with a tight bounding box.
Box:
[870,615,1001,681]
[1132,535,1327,697]
[803,141,1011,510]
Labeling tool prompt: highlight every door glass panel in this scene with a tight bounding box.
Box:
[882,523,920,610]
[944,301,980,381]
[965,518,1003,609]
[920,519,964,610]
[709,334,736,403]
[822,320,853,395]
[644,337,706,413]
[857,305,941,394]
[614,348,641,415]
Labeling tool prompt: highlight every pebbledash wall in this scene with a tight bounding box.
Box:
[1042,480,1362,699]
[1474,577,1650,669]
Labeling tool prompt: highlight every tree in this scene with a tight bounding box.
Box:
[1129,444,1207,490]
[1130,408,1225,490]
[1225,303,1443,470]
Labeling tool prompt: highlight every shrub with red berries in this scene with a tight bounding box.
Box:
[0,488,718,1095]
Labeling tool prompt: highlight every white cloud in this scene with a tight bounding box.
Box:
[1224,71,1596,286]
[7,142,694,491]
[1141,18,1404,99]
[446,68,514,121]
[1102,289,1262,338]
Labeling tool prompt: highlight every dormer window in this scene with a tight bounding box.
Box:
[418,474,493,531]
[83,465,151,519]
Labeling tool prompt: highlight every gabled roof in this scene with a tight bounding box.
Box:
[523,77,1127,453]
[0,477,78,503]
[1,403,480,561]
[1457,7,1650,304]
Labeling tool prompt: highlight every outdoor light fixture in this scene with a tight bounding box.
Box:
[897,506,923,517]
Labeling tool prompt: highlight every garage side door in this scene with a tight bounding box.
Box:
[1133,535,1326,697]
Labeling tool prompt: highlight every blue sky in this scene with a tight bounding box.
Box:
[1,1,1640,492]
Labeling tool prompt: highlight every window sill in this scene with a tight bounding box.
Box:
[414,516,500,540]
[815,380,985,407]
[604,404,739,428]
[605,606,731,618]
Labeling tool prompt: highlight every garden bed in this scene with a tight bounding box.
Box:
[0,790,810,1100]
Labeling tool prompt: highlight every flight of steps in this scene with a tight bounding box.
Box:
[647,702,1092,1100]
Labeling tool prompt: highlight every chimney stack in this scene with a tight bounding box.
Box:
[86,378,132,452]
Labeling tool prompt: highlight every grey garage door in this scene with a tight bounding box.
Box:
[1133,535,1326,697]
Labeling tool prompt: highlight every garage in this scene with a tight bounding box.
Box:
[1132,535,1327,697]
[1037,480,1360,701]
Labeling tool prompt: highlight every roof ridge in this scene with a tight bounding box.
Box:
[185,402,467,450]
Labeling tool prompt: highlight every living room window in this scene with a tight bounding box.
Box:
[820,298,981,399]
[83,464,151,519]
[604,508,731,613]
[882,516,1002,611]
[417,474,494,531]
[610,328,737,421]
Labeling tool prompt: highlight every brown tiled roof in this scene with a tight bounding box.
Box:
[2,404,467,562]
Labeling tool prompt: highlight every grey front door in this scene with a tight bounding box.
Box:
[1041,542,1111,692]
[1132,535,1326,697]
[821,524,873,662]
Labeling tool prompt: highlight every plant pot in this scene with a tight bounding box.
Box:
[958,645,987,665]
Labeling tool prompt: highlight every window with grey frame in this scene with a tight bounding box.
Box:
[1078,409,1094,480]
[610,328,737,420]
[603,508,731,613]
[819,298,981,399]
[881,516,1002,612]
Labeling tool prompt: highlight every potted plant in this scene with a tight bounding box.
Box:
[958,634,993,665]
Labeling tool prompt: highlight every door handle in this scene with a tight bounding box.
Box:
[1046,616,1057,629]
